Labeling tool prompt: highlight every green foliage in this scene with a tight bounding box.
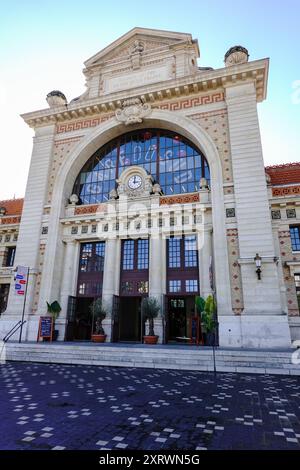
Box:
[89,298,107,335]
[195,296,205,315]
[201,294,217,333]
[46,301,61,321]
[141,297,160,336]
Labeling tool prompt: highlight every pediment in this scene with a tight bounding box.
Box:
[84,27,199,68]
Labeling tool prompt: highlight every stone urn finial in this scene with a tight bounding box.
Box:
[46,90,67,107]
[199,177,209,190]
[69,194,79,206]
[224,46,249,67]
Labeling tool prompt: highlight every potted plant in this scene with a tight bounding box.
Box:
[46,301,61,341]
[142,297,160,344]
[90,298,107,343]
[201,295,217,346]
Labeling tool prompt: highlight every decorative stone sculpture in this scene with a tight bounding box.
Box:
[109,188,118,200]
[69,194,79,205]
[199,177,209,189]
[152,183,162,195]
[224,46,249,67]
[46,90,67,107]
[115,98,152,126]
[130,40,144,69]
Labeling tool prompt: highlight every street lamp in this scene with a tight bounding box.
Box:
[254,253,262,280]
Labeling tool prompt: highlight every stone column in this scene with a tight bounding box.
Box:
[225,82,291,347]
[198,226,213,299]
[102,237,120,341]
[0,124,56,341]
[149,235,164,344]
[58,240,78,340]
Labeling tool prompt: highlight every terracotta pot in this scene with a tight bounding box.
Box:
[91,334,107,343]
[143,335,159,344]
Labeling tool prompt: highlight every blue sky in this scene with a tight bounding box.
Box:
[0,0,299,199]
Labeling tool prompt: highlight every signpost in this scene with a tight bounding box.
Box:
[37,317,54,342]
[14,266,29,343]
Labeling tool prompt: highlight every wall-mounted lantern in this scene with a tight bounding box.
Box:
[254,253,262,280]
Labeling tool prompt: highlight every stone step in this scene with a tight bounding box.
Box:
[4,342,299,375]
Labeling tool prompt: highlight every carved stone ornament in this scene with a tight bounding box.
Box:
[224,46,249,67]
[115,98,152,126]
[116,166,154,199]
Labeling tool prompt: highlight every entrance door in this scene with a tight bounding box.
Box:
[168,298,186,341]
[119,297,142,342]
[74,297,93,340]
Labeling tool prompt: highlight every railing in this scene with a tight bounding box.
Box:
[2,320,27,343]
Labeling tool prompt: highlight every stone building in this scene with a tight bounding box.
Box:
[0,27,299,348]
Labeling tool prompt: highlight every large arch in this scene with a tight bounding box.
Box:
[38,109,232,316]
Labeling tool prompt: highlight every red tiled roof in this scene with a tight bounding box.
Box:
[0,198,24,216]
[265,162,300,185]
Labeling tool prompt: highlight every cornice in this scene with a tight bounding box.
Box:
[21,58,268,129]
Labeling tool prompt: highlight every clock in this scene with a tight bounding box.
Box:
[128,174,142,190]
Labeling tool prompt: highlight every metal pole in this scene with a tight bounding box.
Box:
[19,267,29,343]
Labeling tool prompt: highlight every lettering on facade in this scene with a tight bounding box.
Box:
[104,65,172,94]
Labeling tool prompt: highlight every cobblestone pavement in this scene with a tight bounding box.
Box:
[0,362,300,450]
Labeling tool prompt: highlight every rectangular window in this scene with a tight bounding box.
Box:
[290,226,300,251]
[80,243,93,272]
[94,243,105,272]
[137,281,148,294]
[185,279,198,293]
[0,283,10,313]
[121,281,133,294]
[137,239,149,270]
[5,247,16,267]
[168,237,181,268]
[122,240,134,270]
[169,280,181,293]
[184,235,198,267]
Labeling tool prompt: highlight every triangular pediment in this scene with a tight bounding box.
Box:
[84,27,199,67]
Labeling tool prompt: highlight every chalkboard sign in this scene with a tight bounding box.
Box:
[37,316,53,342]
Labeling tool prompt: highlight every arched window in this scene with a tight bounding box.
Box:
[73,129,210,204]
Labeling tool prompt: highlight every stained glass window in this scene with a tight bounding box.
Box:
[73,129,210,204]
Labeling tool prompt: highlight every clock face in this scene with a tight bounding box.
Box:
[128,174,142,190]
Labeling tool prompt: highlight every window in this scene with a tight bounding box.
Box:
[80,242,105,272]
[122,240,135,270]
[290,226,300,251]
[185,279,198,293]
[122,239,149,271]
[5,247,16,267]
[137,239,149,270]
[295,274,300,310]
[184,236,198,267]
[137,281,148,293]
[121,281,133,294]
[168,238,181,268]
[169,280,181,293]
[73,129,210,204]
[0,284,10,314]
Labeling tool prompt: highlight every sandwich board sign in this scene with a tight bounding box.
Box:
[14,266,29,296]
[37,317,53,342]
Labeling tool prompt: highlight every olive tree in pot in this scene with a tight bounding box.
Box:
[90,298,107,343]
[46,301,61,341]
[142,297,160,344]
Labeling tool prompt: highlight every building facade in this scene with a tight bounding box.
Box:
[0,27,299,348]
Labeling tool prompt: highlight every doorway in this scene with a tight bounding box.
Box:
[74,297,93,340]
[119,297,143,342]
[167,296,200,343]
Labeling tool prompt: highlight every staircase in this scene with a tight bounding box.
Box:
[3,342,300,375]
